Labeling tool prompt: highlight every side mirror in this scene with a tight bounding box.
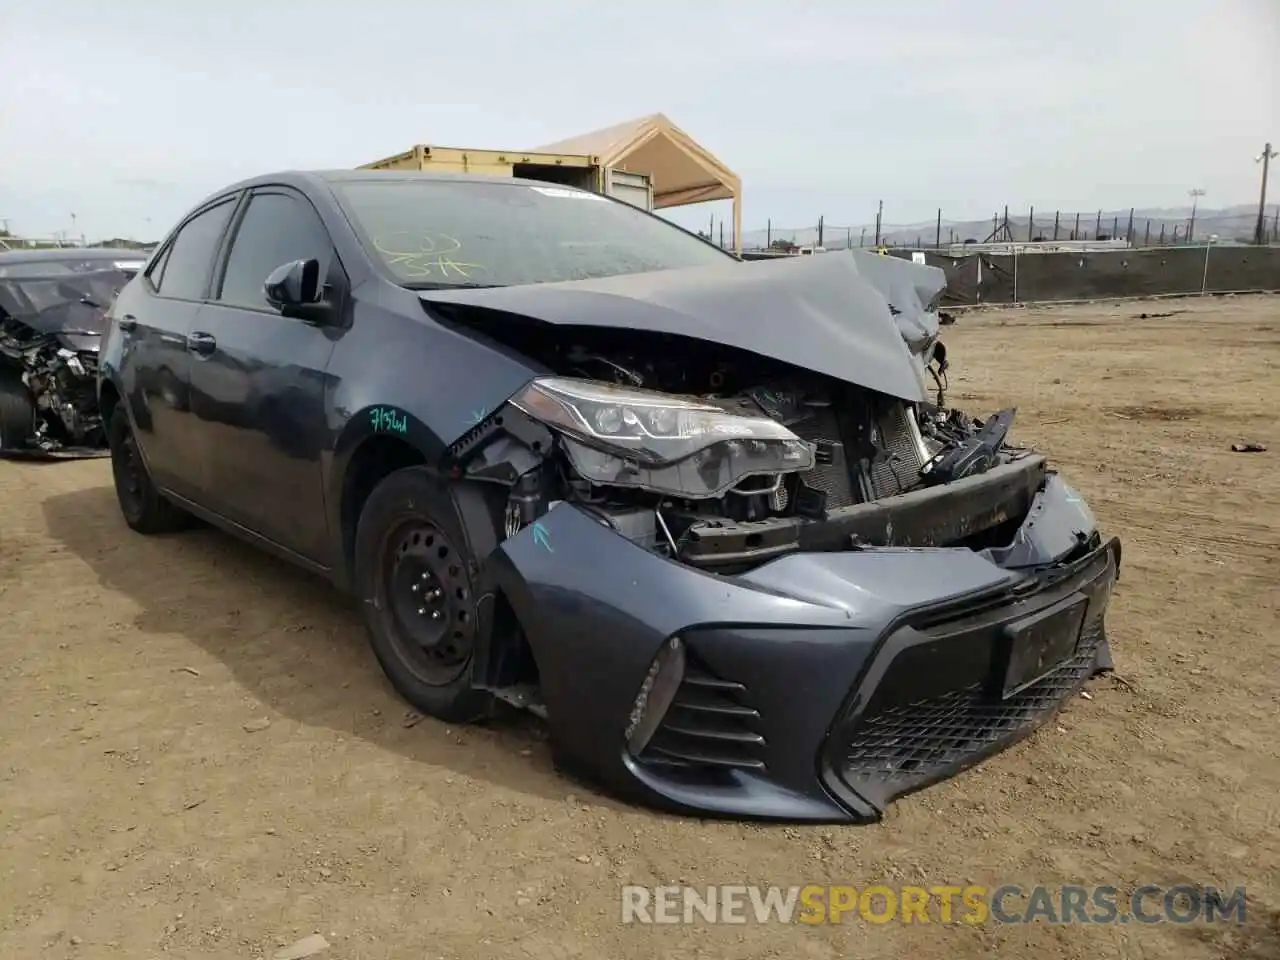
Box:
[264,259,329,320]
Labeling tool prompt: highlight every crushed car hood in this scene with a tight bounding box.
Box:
[0,270,129,338]
[846,251,945,356]
[420,251,946,403]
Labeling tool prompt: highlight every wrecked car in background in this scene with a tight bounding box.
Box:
[0,248,145,456]
[99,171,1120,823]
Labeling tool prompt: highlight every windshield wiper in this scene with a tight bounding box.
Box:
[400,281,503,291]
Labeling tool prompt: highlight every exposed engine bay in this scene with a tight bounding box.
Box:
[0,265,135,456]
[448,324,1032,574]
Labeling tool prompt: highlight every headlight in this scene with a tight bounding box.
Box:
[511,376,814,499]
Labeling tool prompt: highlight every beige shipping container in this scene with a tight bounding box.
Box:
[358,145,654,211]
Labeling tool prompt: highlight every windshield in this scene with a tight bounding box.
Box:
[0,270,129,334]
[335,178,733,288]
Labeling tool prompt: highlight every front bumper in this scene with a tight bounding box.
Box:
[487,474,1120,823]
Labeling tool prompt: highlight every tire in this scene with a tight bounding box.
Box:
[107,405,189,534]
[0,370,35,452]
[354,466,494,723]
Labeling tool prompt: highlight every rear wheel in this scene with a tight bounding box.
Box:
[107,405,189,533]
[0,371,35,452]
[354,467,493,723]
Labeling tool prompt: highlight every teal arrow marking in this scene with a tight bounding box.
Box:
[531,522,553,552]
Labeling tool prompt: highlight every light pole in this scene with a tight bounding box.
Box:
[1255,142,1277,245]
[1201,234,1218,294]
[1187,188,1205,242]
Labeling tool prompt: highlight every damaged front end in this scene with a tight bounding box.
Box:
[420,251,1119,821]
[423,251,985,569]
[453,343,1047,572]
[0,267,133,457]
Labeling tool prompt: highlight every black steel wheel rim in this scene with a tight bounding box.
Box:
[381,519,475,686]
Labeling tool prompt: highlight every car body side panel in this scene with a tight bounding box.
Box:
[320,292,548,577]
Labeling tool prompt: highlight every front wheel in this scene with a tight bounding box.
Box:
[354,467,493,723]
[107,405,189,533]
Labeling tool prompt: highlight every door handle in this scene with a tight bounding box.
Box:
[186,331,217,356]
[117,314,137,332]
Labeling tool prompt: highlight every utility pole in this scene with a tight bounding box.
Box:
[1187,188,1205,242]
[935,208,941,248]
[817,215,824,248]
[874,200,883,246]
[1254,142,1277,245]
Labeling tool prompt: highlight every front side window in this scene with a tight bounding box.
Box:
[217,192,333,309]
[334,178,732,289]
[156,199,236,300]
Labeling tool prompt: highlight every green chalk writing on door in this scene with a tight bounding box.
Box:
[369,406,408,434]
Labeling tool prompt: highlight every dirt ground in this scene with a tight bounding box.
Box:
[1,295,1277,960]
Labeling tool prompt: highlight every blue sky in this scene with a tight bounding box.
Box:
[1,0,1276,242]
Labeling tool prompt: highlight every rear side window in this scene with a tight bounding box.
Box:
[217,192,333,310]
[155,199,236,300]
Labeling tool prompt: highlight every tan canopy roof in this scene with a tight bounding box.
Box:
[535,113,742,251]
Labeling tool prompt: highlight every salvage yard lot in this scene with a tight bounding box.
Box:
[2,295,1277,960]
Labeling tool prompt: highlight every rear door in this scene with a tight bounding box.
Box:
[186,187,343,561]
[118,197,238,497]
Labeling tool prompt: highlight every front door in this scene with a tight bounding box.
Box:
[186,188,345,562]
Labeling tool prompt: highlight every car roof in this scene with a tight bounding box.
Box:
[219,169,582,192]
[0,247,147,264]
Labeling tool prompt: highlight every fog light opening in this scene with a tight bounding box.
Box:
[625,635,686,755]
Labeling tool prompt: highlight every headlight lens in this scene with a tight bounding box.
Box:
[511,377,814,499]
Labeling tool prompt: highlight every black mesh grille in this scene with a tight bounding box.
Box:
[641,653,766,770]
[839,616,1104,791]
[791,406,856,509]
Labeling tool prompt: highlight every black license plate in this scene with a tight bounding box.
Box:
[1001,597,1089,698]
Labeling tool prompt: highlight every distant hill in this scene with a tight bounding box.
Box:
[742,204,1273,249]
